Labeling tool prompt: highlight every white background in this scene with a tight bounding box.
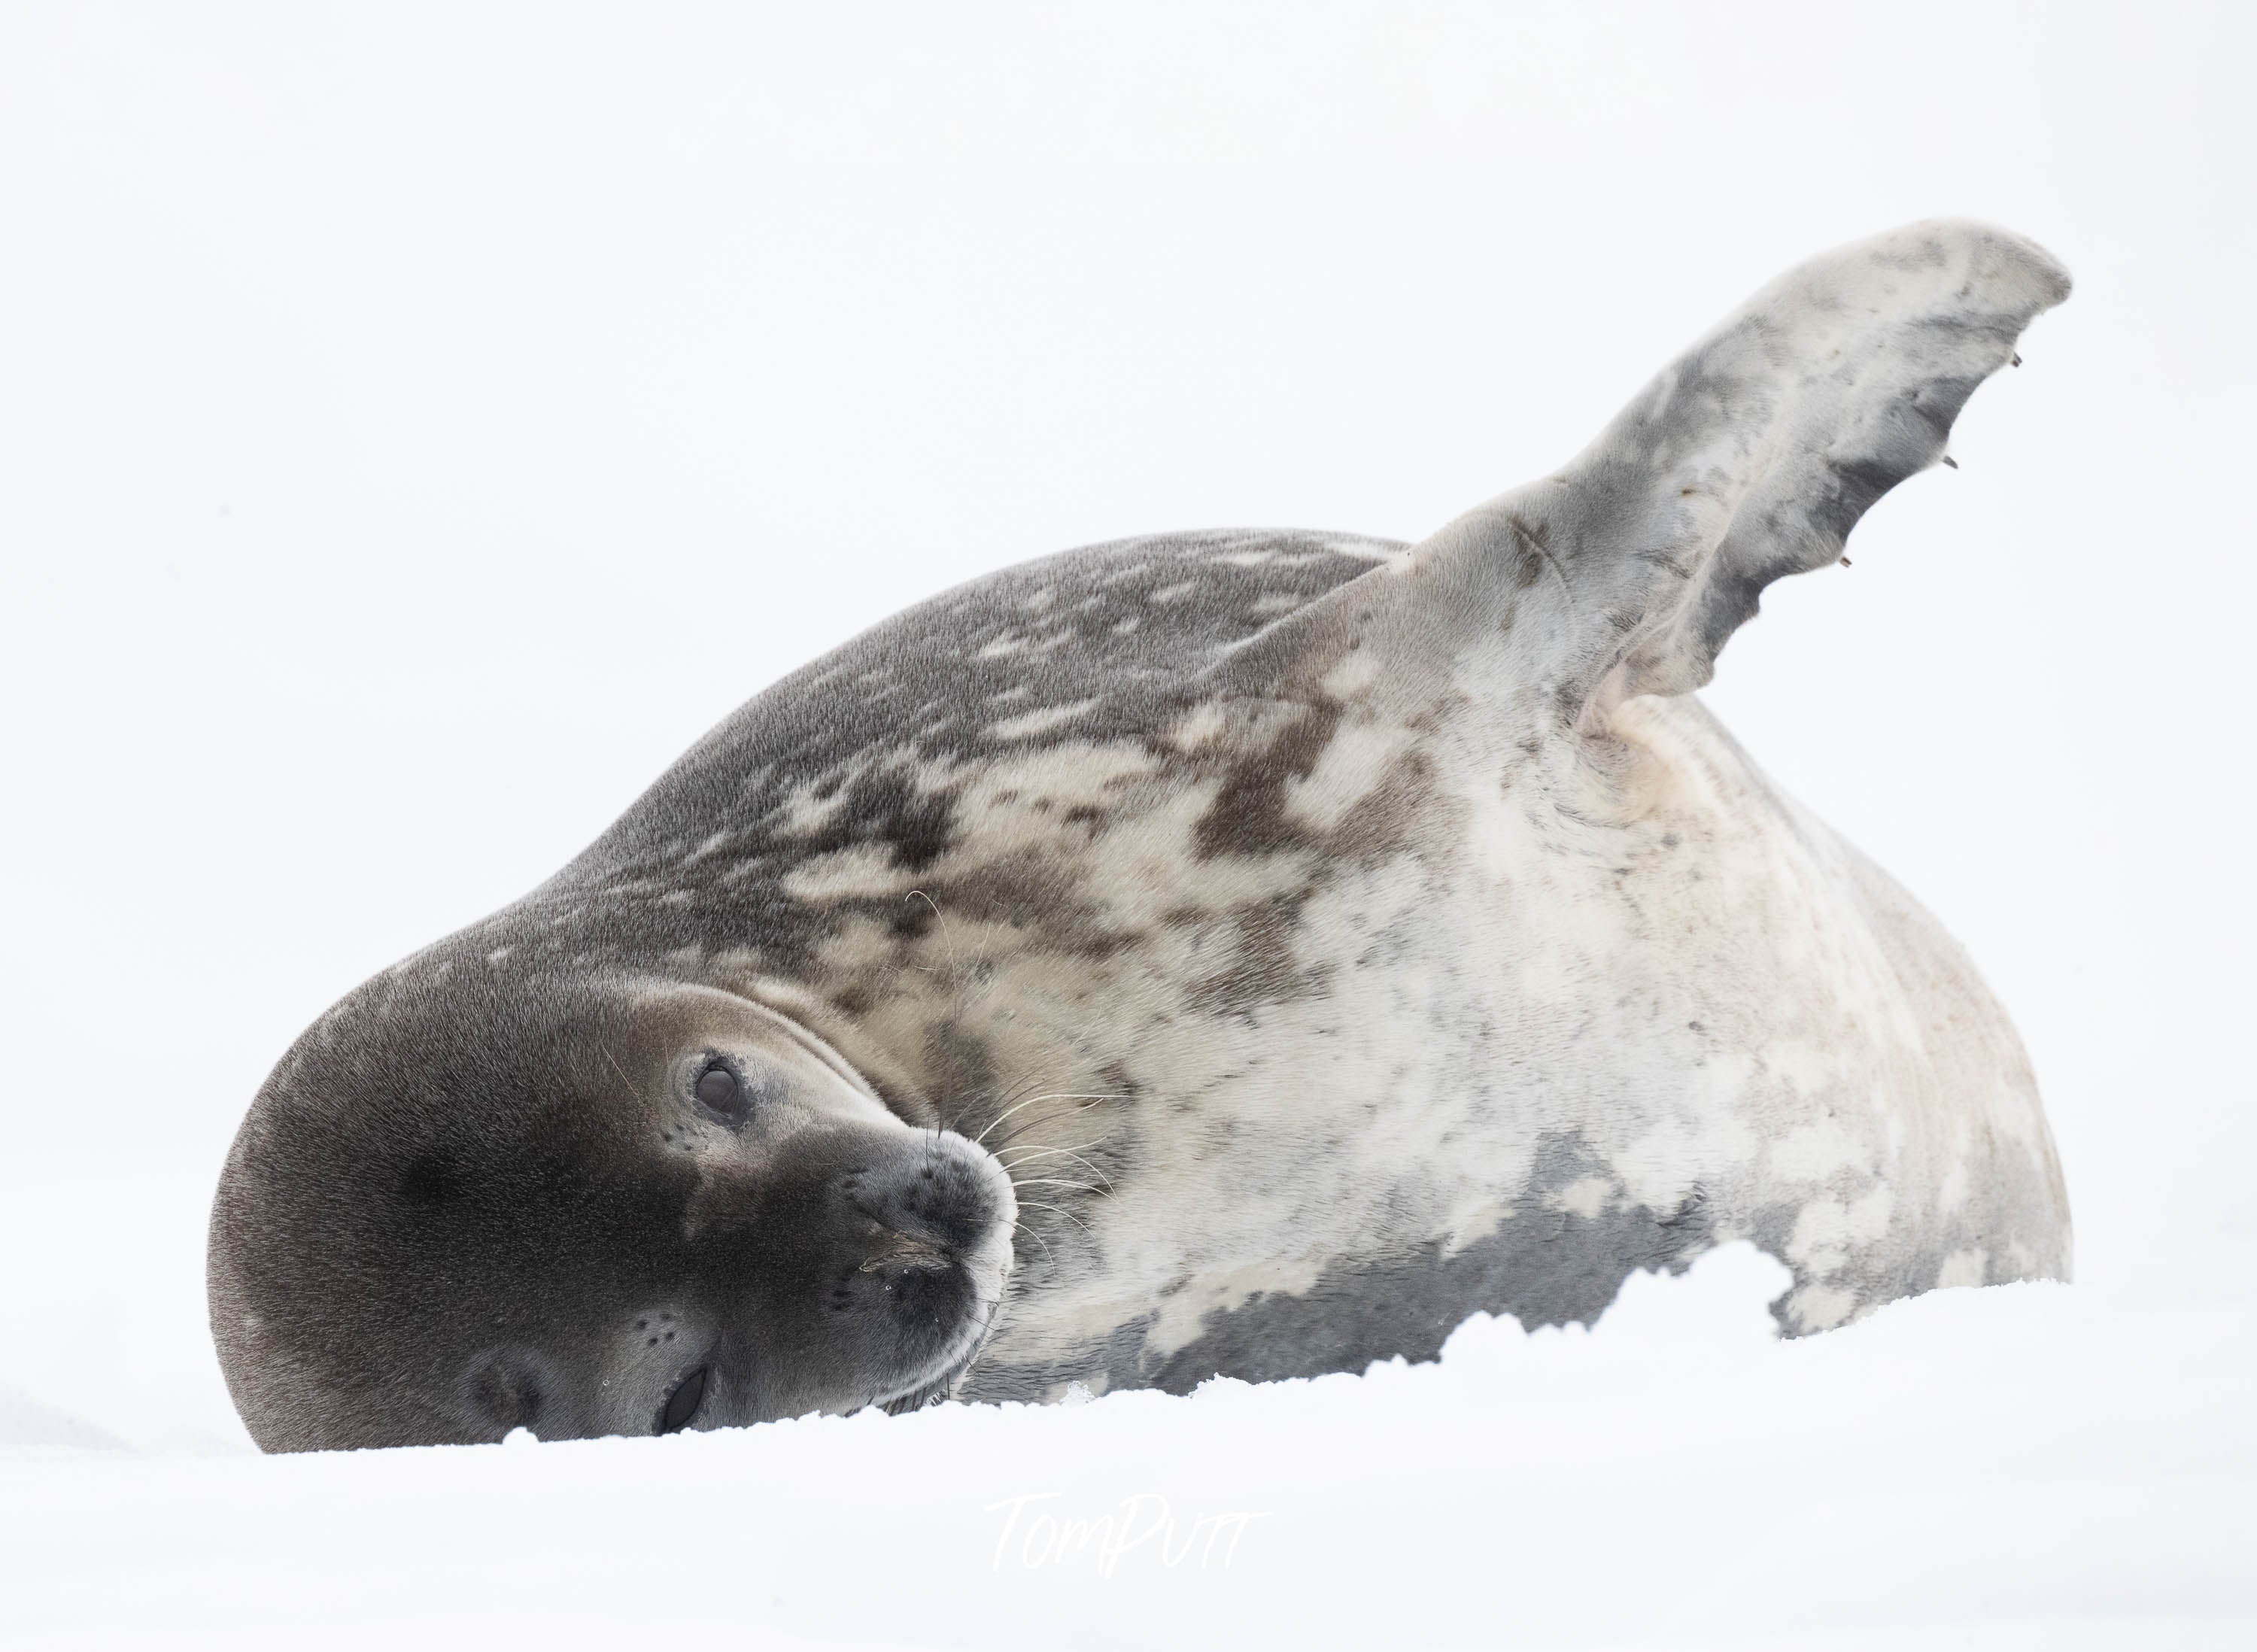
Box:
[2,3,2251,1646]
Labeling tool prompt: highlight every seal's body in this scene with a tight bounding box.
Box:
[212,220,2072,1449]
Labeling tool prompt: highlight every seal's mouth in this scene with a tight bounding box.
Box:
[875,1335,992,1416]
[859,1250,1010,1416]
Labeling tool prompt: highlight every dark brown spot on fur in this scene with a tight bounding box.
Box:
[1330,749,1444,869]
[1193,702,1342,858]
[791,768,958,874]
[922,1020,998,1122]
[1185,890,1329,1016]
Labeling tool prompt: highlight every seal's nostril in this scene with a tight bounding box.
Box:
[859,1231,952,1274]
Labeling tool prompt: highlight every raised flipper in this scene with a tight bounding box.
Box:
[1223,220,2070,726]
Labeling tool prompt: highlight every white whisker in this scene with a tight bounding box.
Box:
[971,1090,1122,1148]
[946,1070,1045,1138]
[1018,1199,1095,1238]
[1013,1221,1058,1270]
[995,1146,1115,1191]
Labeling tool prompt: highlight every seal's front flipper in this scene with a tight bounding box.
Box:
[1234,221,2069,727]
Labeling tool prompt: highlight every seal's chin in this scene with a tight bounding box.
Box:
[875,1338,991,1417]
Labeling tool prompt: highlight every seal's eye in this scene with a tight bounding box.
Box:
[657,1365,708,1435]
[692,1059,748,1119]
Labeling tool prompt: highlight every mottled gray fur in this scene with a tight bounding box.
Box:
[211,220,2071,1447]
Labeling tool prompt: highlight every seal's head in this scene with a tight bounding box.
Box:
[208,957,1016,1451]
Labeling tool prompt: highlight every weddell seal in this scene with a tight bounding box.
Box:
[211,220,2073,1450]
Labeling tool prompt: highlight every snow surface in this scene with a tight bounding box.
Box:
[4,4,2254,1647]
[9,1250,2254,1648]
